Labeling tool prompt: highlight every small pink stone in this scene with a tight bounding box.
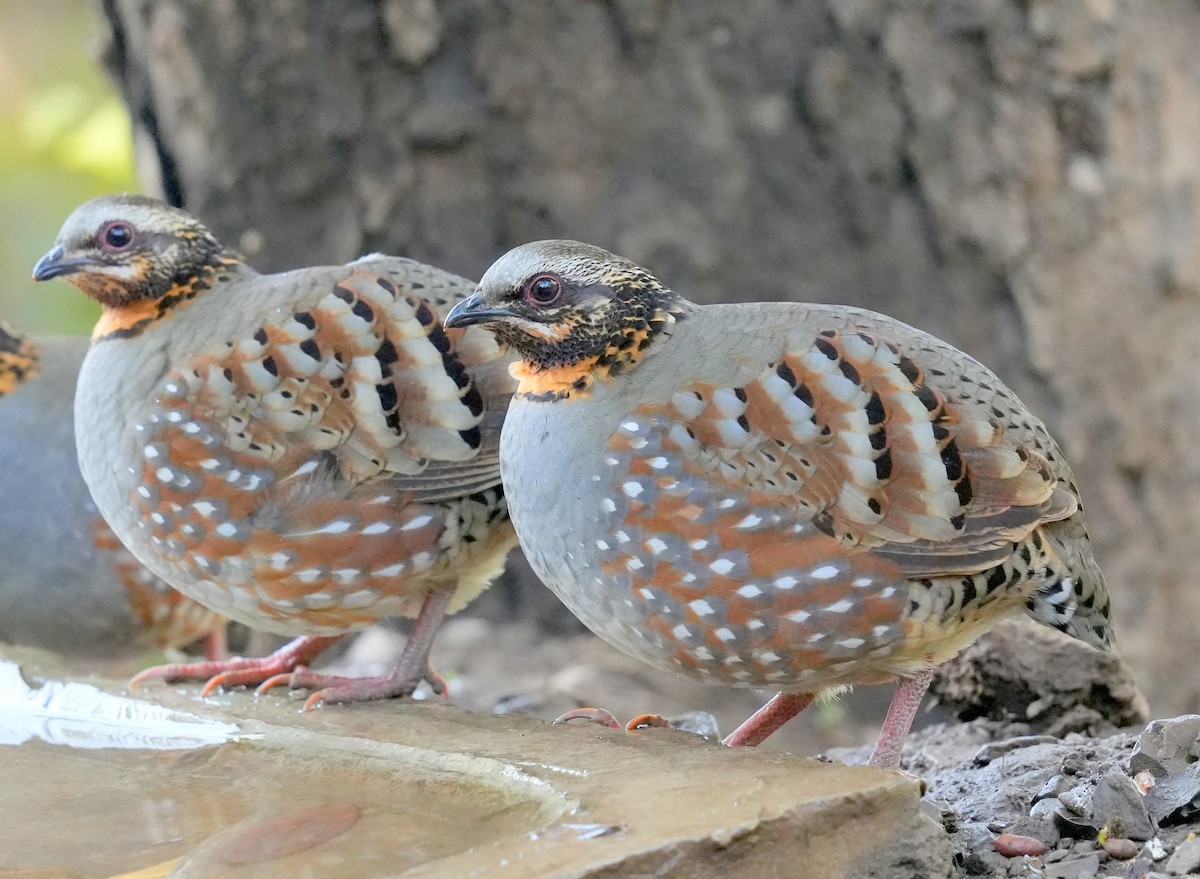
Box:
[994,833,1048,858]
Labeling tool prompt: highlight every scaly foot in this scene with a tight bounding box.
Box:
[130,635,341,696]
[259,664,448,710]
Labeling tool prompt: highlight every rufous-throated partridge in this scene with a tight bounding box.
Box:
[33,196,517,707]
[445,240,1114,768]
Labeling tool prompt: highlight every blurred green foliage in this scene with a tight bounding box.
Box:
[0,0,138,335]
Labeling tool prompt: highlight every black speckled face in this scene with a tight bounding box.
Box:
[33,195,234,308]
[448,239,692,375]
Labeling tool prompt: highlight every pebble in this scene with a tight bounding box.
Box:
[1101,837,1139,860]
[1060,784,1094,817]
[995,833,1048,857]
[1136,770,1159,795]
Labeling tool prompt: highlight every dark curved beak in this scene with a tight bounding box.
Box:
[32,246,93,282]
[444,291,516,329]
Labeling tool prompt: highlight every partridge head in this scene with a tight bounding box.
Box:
[447,239,1114,767]
[33,195,518,706]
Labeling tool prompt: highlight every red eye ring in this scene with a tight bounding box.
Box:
[100,221,135,252]
[522,273,562,306]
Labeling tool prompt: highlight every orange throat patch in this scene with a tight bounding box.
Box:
[90,256,240,342]
[509,305,685,401]
[89,252,243,341]
[93,295,192,341]
[510,357,600,401]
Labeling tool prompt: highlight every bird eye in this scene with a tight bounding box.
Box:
[522,273,562,306]
[100,221,135,252]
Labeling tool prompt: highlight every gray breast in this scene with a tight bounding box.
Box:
[500,374,698,675]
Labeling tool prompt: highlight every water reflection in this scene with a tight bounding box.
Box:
[0,659,568,877]
[0,659,243,750]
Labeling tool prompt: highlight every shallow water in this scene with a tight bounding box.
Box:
[0,660,566,877]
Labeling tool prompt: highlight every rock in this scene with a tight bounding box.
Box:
[1062,752,1093,776]
[1043,852,1100,878]
[667,711,721,740]
[1146,765,1200,826]
[1060,782,1095,817]
[929,621,1149,733]
[973,735,1060,765]
[1102,837,1140,860]
[1091,767,1156,840]
[1132,717,1200,779]
[823,793,957,879]
[954,822,1003,876]
[1165,835,1200,874]
[1054,808,1101,840]
[818,711,1200,877]
[1030,797,1063,826]
[1036,774,1075,804]
[1127,848,1167,879]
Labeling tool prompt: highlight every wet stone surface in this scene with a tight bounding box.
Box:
[0,645,942,879]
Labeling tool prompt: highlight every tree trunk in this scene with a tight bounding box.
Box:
[97,0,1200,714]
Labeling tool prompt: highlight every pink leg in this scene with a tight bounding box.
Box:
[130,634,341,695]
[866,667,933,769]
[202,624,228,661]
[722,692,816,747]
[275,586,455,710]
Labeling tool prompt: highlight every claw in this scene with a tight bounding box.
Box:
[625,713,672,731]
[199,673,230,698]
[425,669,449,698]
[255,672,296,696]
[129,665,171,689]
[553,707,622,729]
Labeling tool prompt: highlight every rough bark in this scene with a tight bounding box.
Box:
[96,0,1200,714]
